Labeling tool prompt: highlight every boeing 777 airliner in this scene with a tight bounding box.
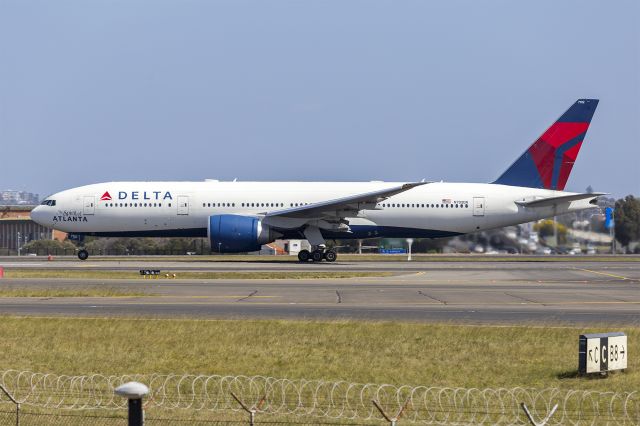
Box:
[32,99,602,261]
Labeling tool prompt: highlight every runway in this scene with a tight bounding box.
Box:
[1,258,639,324]
[2,255,640,272]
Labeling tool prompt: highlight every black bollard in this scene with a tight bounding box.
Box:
[128,397,143,426]
[115,382,149,426]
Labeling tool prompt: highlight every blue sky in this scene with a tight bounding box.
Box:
[1,0,638,198]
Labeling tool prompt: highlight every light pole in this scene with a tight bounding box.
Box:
[406,238,413,261]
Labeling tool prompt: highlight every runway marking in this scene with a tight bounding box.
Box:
[574,268,636,281]
[155,295,278,299]
[373,279,613,284]
[597,293,630,303]
[0,295,279,300]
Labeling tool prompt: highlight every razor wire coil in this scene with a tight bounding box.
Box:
[0,370,638,424]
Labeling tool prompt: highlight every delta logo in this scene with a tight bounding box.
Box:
[100,190,174,201]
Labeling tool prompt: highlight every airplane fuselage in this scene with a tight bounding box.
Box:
[32,180,595,241]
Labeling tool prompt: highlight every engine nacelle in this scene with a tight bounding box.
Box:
[208,214,281,253]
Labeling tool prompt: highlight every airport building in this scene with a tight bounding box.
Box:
[0,206,66,253]
[261,240,310,255]
[270,239,309,255]
[0,190,39,206]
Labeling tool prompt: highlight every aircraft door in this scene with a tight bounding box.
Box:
[83,196,95,215]
[473,197,485,217]
[177,196,189,215]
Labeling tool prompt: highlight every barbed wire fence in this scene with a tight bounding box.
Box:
[0,370,638,425]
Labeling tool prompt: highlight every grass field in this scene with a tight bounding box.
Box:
[0,316,635,392]
[3,270,394,280]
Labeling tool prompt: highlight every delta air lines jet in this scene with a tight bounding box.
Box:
[32,99,602,262]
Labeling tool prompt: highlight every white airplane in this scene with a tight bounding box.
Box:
[32,99,602,262]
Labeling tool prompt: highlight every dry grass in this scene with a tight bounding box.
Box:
[0,317,636,392]
[0,287,149,297]
[3,270,394,280]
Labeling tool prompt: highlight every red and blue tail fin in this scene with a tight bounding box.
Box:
[493,99,599,190]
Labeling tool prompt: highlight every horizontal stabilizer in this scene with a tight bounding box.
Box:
[515,192,605,208]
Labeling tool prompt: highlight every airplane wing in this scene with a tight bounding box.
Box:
[263,182,428,220]
[515,192,606,208]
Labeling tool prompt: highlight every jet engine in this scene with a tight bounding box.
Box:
[208,214,281,253]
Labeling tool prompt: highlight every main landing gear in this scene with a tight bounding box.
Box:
[298,248,337,262]
[299,225,336,262]
[77,249,89,261]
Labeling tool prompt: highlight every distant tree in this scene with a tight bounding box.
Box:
[83,237,209,255]
[165,238,200,254]
[614,195,640,248]
[23,239,76,254]
[533,220,567,245]
[589,215,606,233]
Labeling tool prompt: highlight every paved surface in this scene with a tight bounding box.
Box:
[1,256,639,271]
[0,258,639,324]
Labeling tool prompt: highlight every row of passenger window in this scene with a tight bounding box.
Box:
[200,203,469,209]
[202,202,311,208]
[104,202,172,208]
[102,201,468,209]
[199,202,467,209]
[379,203,469,209]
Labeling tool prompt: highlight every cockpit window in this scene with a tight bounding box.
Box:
[41,200,56,206]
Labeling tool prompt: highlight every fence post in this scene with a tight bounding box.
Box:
[372,399,410,426]
[521,402,558,426]
[230,391,266,426]
[115,382,149,426]
[0,384,20,426]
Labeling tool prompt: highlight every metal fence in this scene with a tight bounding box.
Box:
[0,370,638,425]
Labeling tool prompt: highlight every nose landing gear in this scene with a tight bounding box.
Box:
[77,249,89,261]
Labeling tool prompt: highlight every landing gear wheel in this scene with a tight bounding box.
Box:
[311,250,324,262]
[324,250,337,262]
[77,249,89,261]
[297,249,310,262]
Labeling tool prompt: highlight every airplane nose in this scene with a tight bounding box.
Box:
[30,206,48,226]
